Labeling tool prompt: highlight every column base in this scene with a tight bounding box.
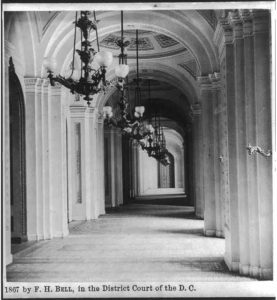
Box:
[249,265,260,277]
[259,267,273,280]
[224,254,240,272]
[53,229,69,238]
[239,263,250,275]
[5,253,13,266]
[216,230,224,238]
[204,229,216,236]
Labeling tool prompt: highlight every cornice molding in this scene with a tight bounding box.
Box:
[197,72,221,91]
[252,10,270,34]
[191,102,201,116]
[24,77,41,92]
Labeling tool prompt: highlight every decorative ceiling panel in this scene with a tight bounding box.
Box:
[178,60,199,79]
[196,10,217,30]
[154,34,179,48]
[100,34,154,51]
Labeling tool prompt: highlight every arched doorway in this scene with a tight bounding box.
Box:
[158,152,175,188]
[9,57,27,243]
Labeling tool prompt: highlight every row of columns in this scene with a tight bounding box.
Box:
[5,74,108,270]
[193,9,272,279]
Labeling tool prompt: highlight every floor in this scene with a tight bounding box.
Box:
[7,204,257,282]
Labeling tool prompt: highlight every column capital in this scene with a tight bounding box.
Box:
[42,79,50,88]
[35,78,44,89]
[251,9,270,34]
[69,105,89,118]
[49,82,62,97]
[197,73,221,91]
[241,11,253,37]
[191,102,201,116]
[218,18,234,44]
[97,112,105,124]
[24,77,42,92]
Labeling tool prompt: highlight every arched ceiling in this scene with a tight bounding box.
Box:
[100,29,188,59]
[5,9,220,131]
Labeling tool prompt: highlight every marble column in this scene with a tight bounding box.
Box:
[131,142,139,198]
[220,20,240,271]
[48,85,68,237]
[197,77,216,236]
[96,115,106,215]
[34,79,44,239]
[41,80,51,238]
[115,129,123,205]
[231,12,250,275]
[24,78,39,240]
[252,10,272,280]
[192,103,204,218]
[211,81,224,238]
[242,12,260,277]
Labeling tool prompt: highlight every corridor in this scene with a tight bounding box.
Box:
[7,204,256,282]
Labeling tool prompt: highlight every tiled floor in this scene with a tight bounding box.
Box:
[7,204,256,282]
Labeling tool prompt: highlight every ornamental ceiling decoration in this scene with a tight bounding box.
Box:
[100,31,180,51]
[196,10,217,30]
[178,60,200,79]
[154,34,179,48]
[100,34,154,51]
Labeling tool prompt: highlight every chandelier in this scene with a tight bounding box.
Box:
[103,22,153,140]
[139,80,170,166]
[43,11,114,106]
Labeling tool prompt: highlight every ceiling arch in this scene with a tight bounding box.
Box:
[38,10,219,75]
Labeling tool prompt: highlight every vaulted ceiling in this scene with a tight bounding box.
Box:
[5,9,220,133]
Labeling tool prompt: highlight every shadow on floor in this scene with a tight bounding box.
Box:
[106,204,201,220]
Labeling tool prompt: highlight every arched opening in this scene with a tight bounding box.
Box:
[9,57,27,244]
[158,152,175,188]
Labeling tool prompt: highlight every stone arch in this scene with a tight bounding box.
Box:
[38,10,219,78]
[4,12,37,78]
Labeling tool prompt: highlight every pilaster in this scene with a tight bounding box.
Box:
[48,84,68,237]
[231,13,250,275]
[252,10,272,280]
[35,79,44,240]
[96,114,106,215]
[24,78,39,240]
[192,103,204,218]
[197,76,216,236]
[67,105,100,219]
[41,79,52,239]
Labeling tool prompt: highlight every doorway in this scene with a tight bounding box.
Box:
[9,57,27,243]
[158,152,175,188]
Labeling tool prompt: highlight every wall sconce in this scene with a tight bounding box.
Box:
[246,144,272,158]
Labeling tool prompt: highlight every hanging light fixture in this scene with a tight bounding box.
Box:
[104,26,152,141]
[114,11,130,90]
[139,80,170,166]
[43,11,114,106]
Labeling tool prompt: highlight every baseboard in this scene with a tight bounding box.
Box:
[239,263,250,275]
[204,229,216,237]
[5,253,13,265]
[216,230,224,238]
[27,234,39,241]
[259,267,273,280]
[249,265,260,277]
[224,255,239,271]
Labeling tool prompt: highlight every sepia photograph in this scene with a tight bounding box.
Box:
[2,1,276,298]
